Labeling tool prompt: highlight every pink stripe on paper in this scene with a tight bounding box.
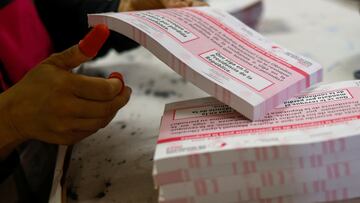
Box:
[247,188,253,200]
[243,161,251,175]
[194,180,202,195]
[272,147,279,159]
[322,142,329,154]
[155,170,183,185]
[298,157,305,168]
[157,115,360,143]
[195,154,201,168]
[278,171,285,185]
[317,155,323,167]
[261,173,267,187]
[187,156,194,168]
[331,190,337,201]
[232,162,238,175]
[310,155,316,168]
[313,180,320,193]
[329,140,336,153]
[334,163,340,178]
[184,170,190,181]
[339,138,346,151]
[255,188,261,200]
[288,170,295,183]
[302,182,308,194]
[250,161,257,173]
[255,148,261,161]
[267,172,274,186]
[200,180,207,195]
[188,155,195,168]
[262,148,269,161]
[183,63,187,80]
[225,90,231,104]
[204,153,212,167]
[320,180,326,191]
[342,188,349,199]
[211,179,219,193]
[325,190,331,202]
[327,165,333,179]
[344,162,351,176]
[195,180,207,196]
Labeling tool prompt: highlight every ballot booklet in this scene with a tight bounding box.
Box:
[88,7,323,120]
[153,80,360,203]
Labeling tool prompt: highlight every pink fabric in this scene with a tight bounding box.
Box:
[0,0,53,89]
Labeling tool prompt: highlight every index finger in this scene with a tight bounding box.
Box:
[70,74,124,101]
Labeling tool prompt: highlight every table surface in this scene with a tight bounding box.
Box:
[66,0,360,202]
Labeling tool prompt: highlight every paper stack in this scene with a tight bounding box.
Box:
[153,80,360,203]
[88,7,322,120]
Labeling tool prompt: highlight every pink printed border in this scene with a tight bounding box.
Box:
[186,8,311,87]
[128,12,200,44]
[158,115,360,144]
[199,49,275,92]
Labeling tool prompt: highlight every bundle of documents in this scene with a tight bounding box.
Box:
[86,5,360,203]
[153,80,360,203]
[88,7,322,120]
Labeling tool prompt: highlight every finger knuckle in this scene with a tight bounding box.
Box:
[47,53,65,67]
[53,99,74,116]
[102,83,116,99]
[53,122,71,133]
[51,75,71,94]
[47,100,64,116]
[58,74,72,86]
[104,102,116,116]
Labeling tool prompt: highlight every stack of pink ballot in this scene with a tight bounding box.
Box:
[88,7,323,120]
[153,80,360,203]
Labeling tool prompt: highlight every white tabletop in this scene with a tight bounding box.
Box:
[66,0,360,202]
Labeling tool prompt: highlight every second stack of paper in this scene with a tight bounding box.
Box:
[153,80,360,203]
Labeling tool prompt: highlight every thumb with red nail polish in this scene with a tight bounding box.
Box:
[46,24,110,71]
[79,24,110,58]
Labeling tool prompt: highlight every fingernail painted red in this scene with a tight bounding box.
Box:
[79,24,110,57]
[109,72,125,94]
[109,72,123,81]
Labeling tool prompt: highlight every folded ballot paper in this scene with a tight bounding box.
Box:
[88,7,323,120]
[153,80,360,203]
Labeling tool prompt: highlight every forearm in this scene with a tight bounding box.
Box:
[0,91,24,160]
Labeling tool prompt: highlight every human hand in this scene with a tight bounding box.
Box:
[1,25,131,145]
[119,0,208,12]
